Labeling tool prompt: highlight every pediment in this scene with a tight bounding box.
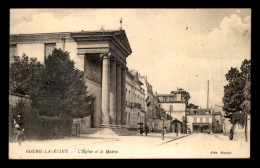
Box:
[112,31,132,55]
[71,30,132,56]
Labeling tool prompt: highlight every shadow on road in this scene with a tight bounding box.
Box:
[156,134,191,147]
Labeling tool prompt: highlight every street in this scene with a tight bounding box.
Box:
[9,132,250,159]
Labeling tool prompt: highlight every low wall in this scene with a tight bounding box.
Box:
[9,94,31,107]
[223,114,250,141]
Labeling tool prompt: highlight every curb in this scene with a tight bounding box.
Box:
[156,134,191,146]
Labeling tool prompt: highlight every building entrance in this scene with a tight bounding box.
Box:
[193,124,210,133]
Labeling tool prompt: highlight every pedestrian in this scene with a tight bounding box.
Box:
[140,125,144,135]
[164,126,167,134]
[229,126,234,140]
[13,113,25,145]
[145,125,149,136]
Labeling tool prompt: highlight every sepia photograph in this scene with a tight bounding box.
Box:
[9,8,251,159]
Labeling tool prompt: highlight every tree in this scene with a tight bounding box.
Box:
[171,88,191,106]
[187,103,199,109]
[9,54,44,95]
[31,48,93,118]
[241,74,251,142]
[222,59,251,141]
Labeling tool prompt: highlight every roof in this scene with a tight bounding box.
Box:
[172,118,183,123]
[10,29,132,56]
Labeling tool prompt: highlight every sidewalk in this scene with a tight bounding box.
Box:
[214,133,249,142]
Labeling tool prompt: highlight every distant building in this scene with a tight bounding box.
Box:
[212,105,224,133]
[186,108,213,133]
[157,91,188,133]
[125,70,146,129]
[139,75,168,132]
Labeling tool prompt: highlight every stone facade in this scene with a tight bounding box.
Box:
[157,92,188,133]
[125,70,146,129]
[138,75,169,132]
[157,92,187,120]
[186,114,213,133]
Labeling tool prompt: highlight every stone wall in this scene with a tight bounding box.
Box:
[85,78,102,128]
[15,41,81,70]
[9,94,31,107]
[223,115,250,141]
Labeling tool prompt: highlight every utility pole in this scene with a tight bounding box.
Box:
[170,105,173,132]
[207,80,209,109]
[162,116,165,140]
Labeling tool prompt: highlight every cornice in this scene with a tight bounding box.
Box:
[71,31,132,57]
[10,33,74,44]
[10,30,132,58]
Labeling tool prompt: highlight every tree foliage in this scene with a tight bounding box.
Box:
[31,48,93,118]
[10,48,93,119]
[9,54,44,95]
[187,103,199,109]
[223,59,251,125]
[171,88,191,103]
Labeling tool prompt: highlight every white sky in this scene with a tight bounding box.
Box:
[10,8,251,108]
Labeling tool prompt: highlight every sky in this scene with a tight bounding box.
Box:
[10,8,251,108]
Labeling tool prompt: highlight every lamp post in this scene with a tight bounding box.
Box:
[162,115,165,140]
[162,109,165,140]
[170,105,173,132]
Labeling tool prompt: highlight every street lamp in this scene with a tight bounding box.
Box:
[170,105,173,132]
[162,109,165,140]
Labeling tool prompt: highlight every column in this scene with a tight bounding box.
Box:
[110,57,117,125]
[116,61,122,125]
[121,66,126,125]
[101,53,111,126]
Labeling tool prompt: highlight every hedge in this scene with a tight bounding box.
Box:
[9,100,73,140]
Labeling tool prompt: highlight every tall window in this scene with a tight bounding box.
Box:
[9,44,17,63]
[45,43,56,60]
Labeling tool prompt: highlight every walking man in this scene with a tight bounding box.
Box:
[140,125,144,136]
[229,126,234,140]
[14,113,24,145]
[145,124,149,136]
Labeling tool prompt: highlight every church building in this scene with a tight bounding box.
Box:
[10,29,132,128]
